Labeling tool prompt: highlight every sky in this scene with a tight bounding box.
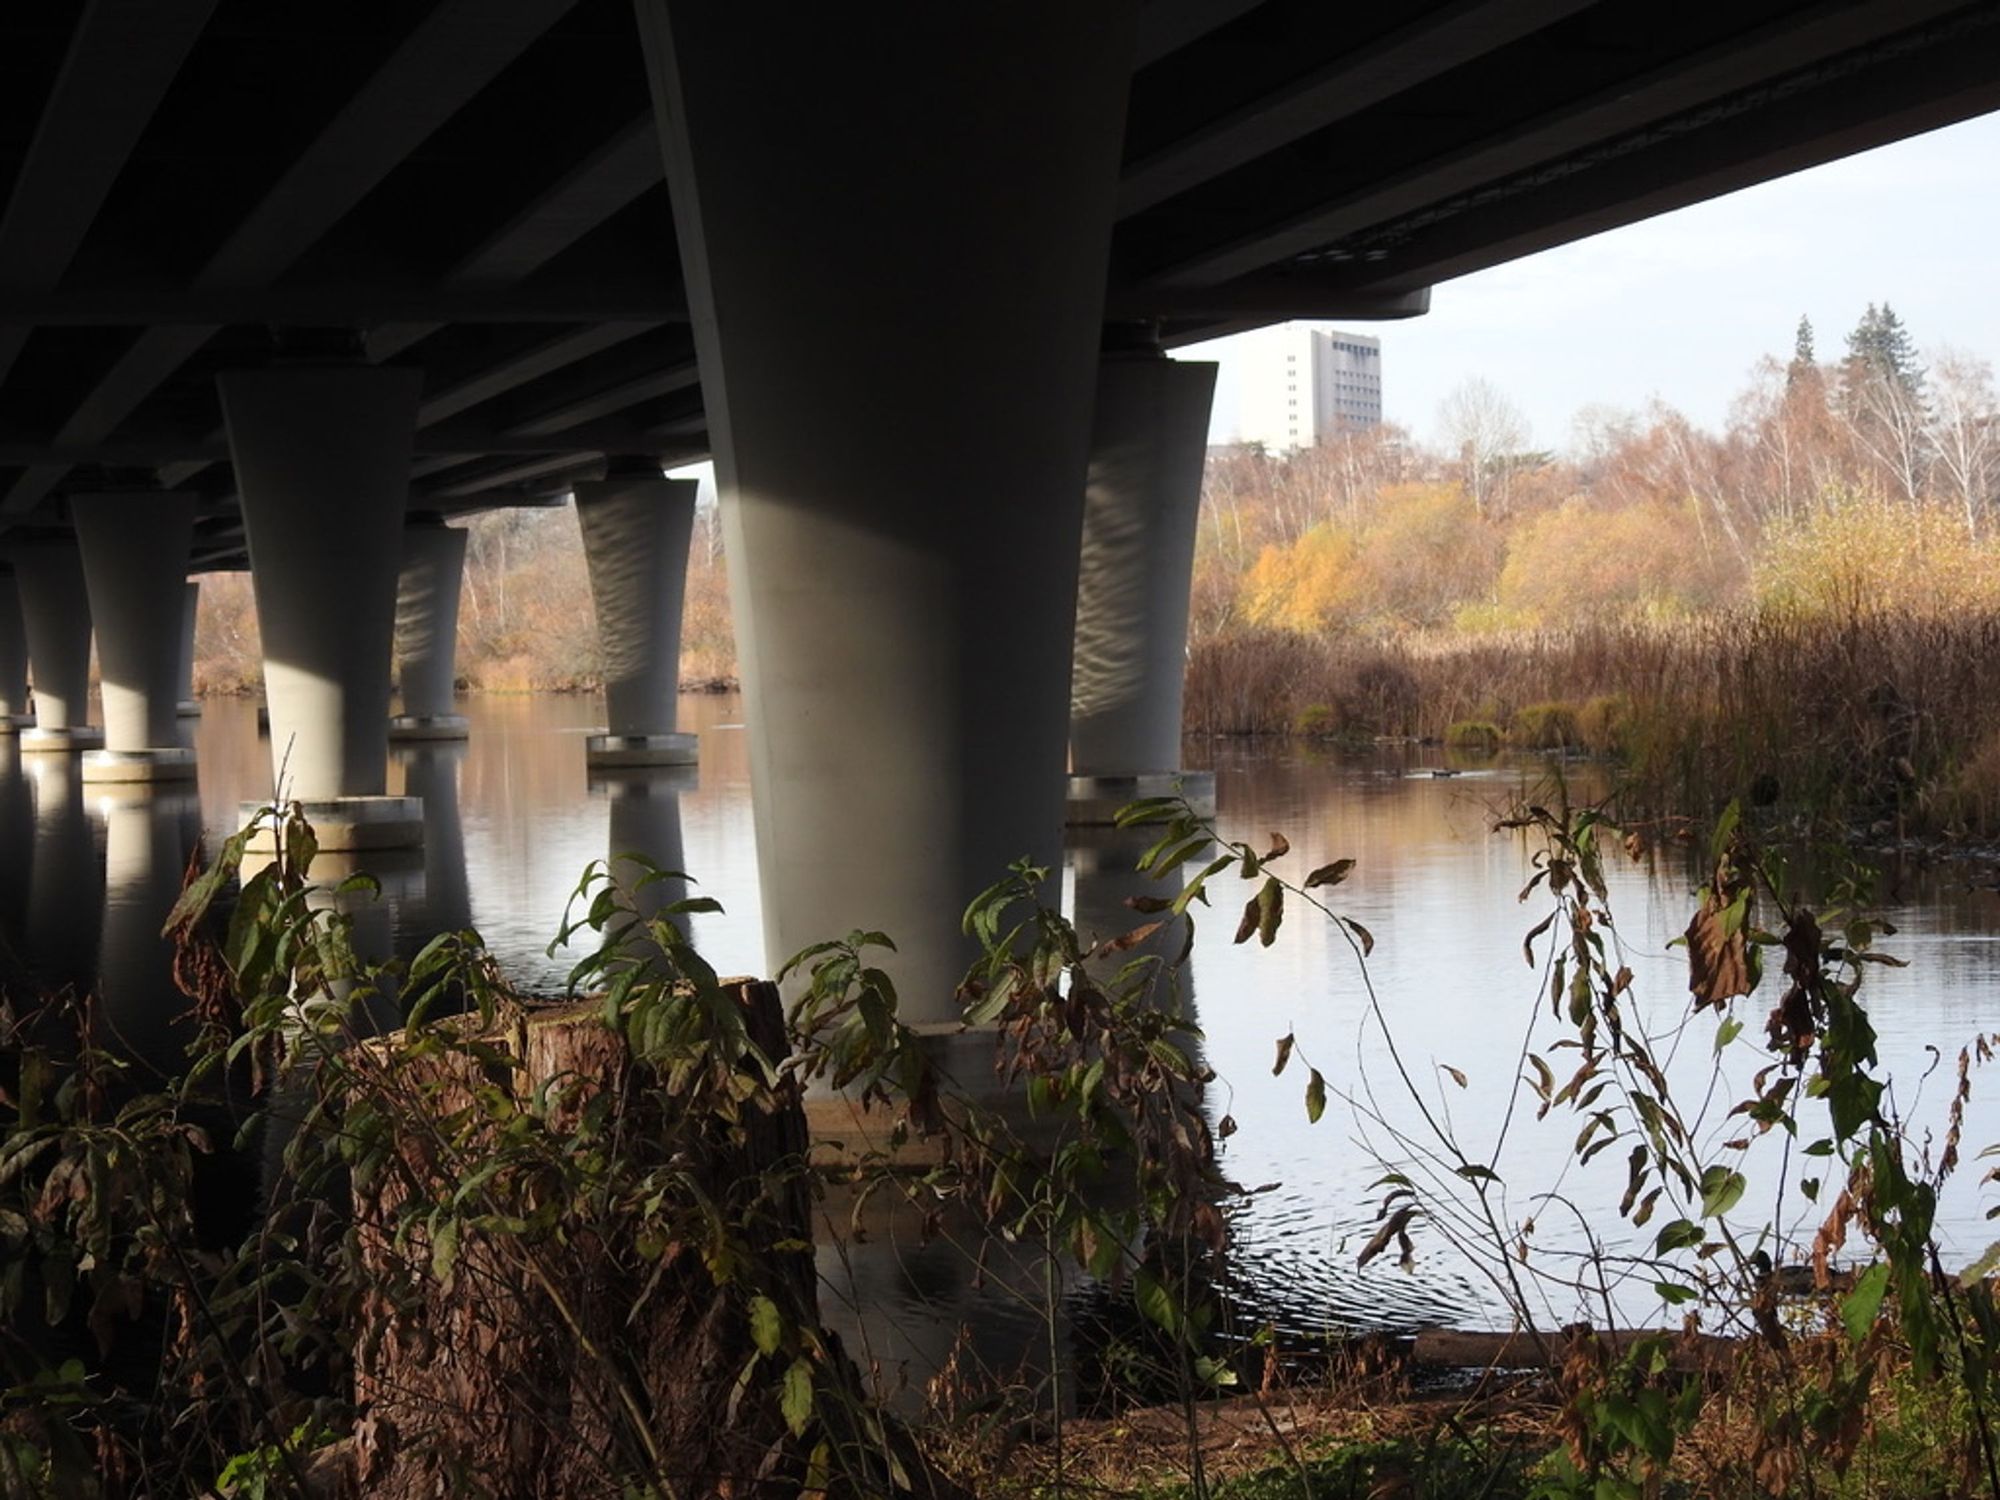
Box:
[1181,108,2000,457]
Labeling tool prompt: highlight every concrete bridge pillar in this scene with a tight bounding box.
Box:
[1067,352,1219,824]
[72,491,198,783]
[177,582,201,717]
[390,518,469,742]
[0,571,32,730]
[638,0,1135,1021]
[574,472,696,768]
[11,540,102,753]
[218,365,423,849]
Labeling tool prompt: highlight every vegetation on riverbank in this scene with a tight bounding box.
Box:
[7,782,2000,1496]
[1185,308,2000,834]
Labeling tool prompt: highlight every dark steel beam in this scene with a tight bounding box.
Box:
[1150,0,1967,286]
[3,0,582,520]
[1118,0,1595,217]
[0,0,217,384]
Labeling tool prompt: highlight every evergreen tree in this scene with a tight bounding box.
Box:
[1786,314,1818,393]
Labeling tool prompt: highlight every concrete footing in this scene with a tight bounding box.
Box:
[388,713,470,742]
[21,725,104,755]
[1065,770,1216,826]
[585,731,697,768]
[82,747,197,784]
[241,795,425,853]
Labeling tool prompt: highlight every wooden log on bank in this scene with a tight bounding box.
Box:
[340,978,966,1499]
[1410,1325,1738,1375]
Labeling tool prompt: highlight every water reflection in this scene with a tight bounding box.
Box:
[595,765,695,949]
[9,696,2000,1376]
[93,784,202,1076]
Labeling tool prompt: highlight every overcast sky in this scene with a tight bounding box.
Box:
[1182,109,2000,457]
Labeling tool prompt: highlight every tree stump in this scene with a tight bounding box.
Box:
[343,978,928,1498]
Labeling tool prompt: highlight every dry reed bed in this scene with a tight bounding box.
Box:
[1185,611,2000,832]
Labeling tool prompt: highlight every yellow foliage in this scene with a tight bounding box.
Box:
[1498,498,1738,627]
[1755,494,2000,618]
[1243,525,1358,634]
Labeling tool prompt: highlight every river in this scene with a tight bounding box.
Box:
[8,691,2000,1391]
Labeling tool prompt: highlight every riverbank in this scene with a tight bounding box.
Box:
[1185,609,2000,836]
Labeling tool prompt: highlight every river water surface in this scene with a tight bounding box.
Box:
[10,692,2000,1383]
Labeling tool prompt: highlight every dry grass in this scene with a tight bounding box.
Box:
[1185,609,2000,833]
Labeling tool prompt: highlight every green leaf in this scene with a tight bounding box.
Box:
[1255,876,1284,947]
[1135,1268,1181,1336]
[749,1295,782,1357]
[1840,1262,1891,1343]
[1305,1068,1326,1124]
[781,1357,814,1436]
[431,1218,461,1283]
[1699,1166,1746,1219]
[1654,1281,1697,1306]
[1656,1219,1704,1254]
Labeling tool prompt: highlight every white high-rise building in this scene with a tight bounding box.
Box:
[1233,324,1382,452]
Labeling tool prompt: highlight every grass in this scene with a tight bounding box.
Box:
[1184,609,2000,835]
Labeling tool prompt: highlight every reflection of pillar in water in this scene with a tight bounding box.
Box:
[0,739,33,982]
[815,1184,1063,1417]
[594,766,695,955]
[25,752,102,994]
[392,742,472,948]
[93,785,202,1074]
[1067,825,1198,1022]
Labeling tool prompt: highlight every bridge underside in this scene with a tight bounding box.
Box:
[0,0,1991,565]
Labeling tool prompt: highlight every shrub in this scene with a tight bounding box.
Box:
[1446,720,1502,751]
[1510,700,1579,750]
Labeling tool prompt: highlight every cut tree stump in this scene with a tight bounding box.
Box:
[342,978,966,1499]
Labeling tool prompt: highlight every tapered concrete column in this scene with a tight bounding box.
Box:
[0,572,31,731]
[639,1,1135,1021]
[11,541,102,754]
[218,365,423,849]
[575,475,696,768]
[177,582,201,717]
[390,519,469,742]
[1067,353,1218,824]
[72,491,198,783]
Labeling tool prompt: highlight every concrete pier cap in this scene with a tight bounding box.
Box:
[72,489,200,784]
[218,358,424,850]
[575,462,698,770]
[10,538,101,754]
